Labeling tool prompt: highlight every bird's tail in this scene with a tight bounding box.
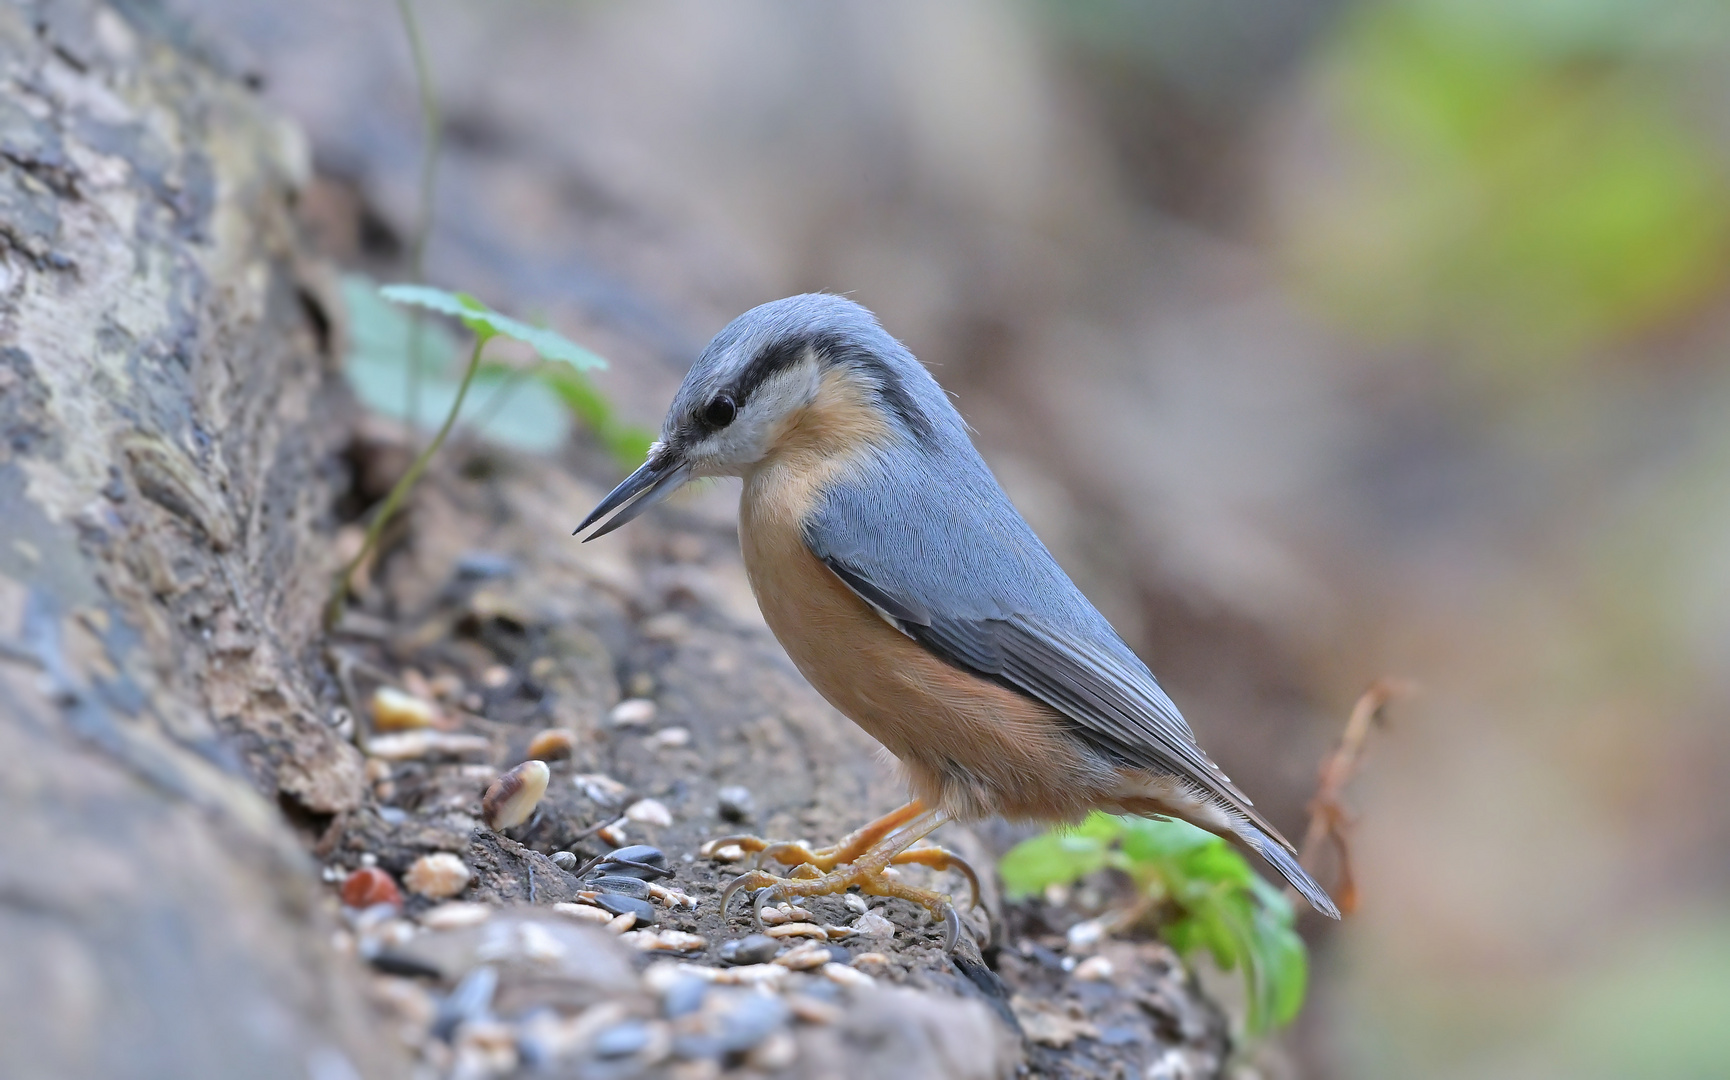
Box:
[1238,824,1341,920]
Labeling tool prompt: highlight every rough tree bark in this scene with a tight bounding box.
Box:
[0,2,390,1076]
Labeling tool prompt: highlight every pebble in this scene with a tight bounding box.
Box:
[714,994,790,1054]
[843,894,870,916]
[481,760,549,830]
[708,843,746,862]
[371,686,438,731]
[852,912,896,939]
[597,821,629,847]
[526,728,576,761]
[340,867,402,910]
[608,698,657,728]
[585,874,652,901]
[1073,955,1115,982]
[644,726,690,750]
[661,977,709,1018]
[718,934,779,966]
[639,612,690,643]
[550,851,581,873]
[419,902,492,930]
[773,941,831,970]
[366,731,490,761]
[1067,916,1109,949]
[625,797,673,827]
[822,962,874,989]
[593,1021,651,1059]
[595,893,658,923]
[551,902,612,925]
[852,952,890,972]
[480,664,513,689]
[433,965,498,1040]
[404,853,472,899]
[574,773,629,807]
[428,671,465,701]
[716,786,754,822]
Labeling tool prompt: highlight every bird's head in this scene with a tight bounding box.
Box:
[576,294,940,539]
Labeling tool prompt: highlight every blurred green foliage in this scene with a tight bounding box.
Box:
[1001,813,1307,1038]
[342,274,650,466]
[1287,0,1730,370]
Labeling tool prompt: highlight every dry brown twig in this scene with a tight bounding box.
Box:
[1290,678,1416,916]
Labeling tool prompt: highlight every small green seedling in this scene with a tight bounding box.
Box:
[1000,812,1309,1039]
[324,285,607,629]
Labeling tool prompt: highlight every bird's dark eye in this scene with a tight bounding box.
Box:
[702,394,737,429]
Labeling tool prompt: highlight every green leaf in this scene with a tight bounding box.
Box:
[534,362,657,470]
[999,824,1117,898]
[380,284,608,369]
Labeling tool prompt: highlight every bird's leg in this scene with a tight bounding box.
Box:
[700,799,929,873]
[714,805,978,952]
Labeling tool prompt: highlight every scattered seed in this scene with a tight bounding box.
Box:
[709,843,745,862]
[822,962,874,989]
[595,845,672,880]
[550,851,580,873]
[852,912,895,939]
[786,993,843,1025]
[607,698,657,728]
[526,728,576,761]
[822,926,855,940]
[639,613,689,643]
[370,686,438,731]
[428,671,465,701]
[480,664,512,689]
[644,726,690,750]
[551,902,612,925]
[714,993,790,1053]
[433,965,499,1040]
[624,798,673,827]
[481,760,550,831]
[852,952,890,972]
[605,912,637,934]
[764,923,830,941]
[718,934,779,966]
[1073,955,1115,982]
[419,902,492,930]
[773,941,831,970]
[758,904,814,926]
[716,785,754,822]
[648,883,697,909]
[1066,917,1109,949]
[575,773,628,806]
[748,1031,797,1070]
[597,821,629,847]
[340,867,402,910]
[585,875,651,900]
[363,758,391,784]
[843,894,869,915]
[366,731,490,760]
[404,853,472,899]
[595,893,658,922]
[632,930,707,952]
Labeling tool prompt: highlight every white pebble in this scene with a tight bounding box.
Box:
[843,894,869,915]
[1066,917,1108,949]
[644,726,690,750]
[607,698,657,728]
[403,853,471,899]
[418,902,492,930]
[1073,955,1115,982]
[624,798,673,827]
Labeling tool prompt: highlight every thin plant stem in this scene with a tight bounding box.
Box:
[394,0,442,436]
[326,334,488,629]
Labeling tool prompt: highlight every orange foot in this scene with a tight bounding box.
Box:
[698,800,981,952]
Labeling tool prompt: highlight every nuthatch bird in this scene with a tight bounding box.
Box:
[577,295,1340,948]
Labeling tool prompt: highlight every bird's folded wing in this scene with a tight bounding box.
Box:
[806,484,1289,849]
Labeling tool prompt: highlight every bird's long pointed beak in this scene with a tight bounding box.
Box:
[573,449,691,541]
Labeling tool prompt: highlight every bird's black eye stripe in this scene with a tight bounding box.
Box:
[701,394,737,430]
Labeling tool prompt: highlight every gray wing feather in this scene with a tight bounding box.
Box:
[805,449,1284,844]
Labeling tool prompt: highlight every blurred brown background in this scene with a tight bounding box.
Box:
[169,0,1730,1074]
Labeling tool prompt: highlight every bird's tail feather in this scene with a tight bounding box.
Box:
[1240,824,1340,920]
